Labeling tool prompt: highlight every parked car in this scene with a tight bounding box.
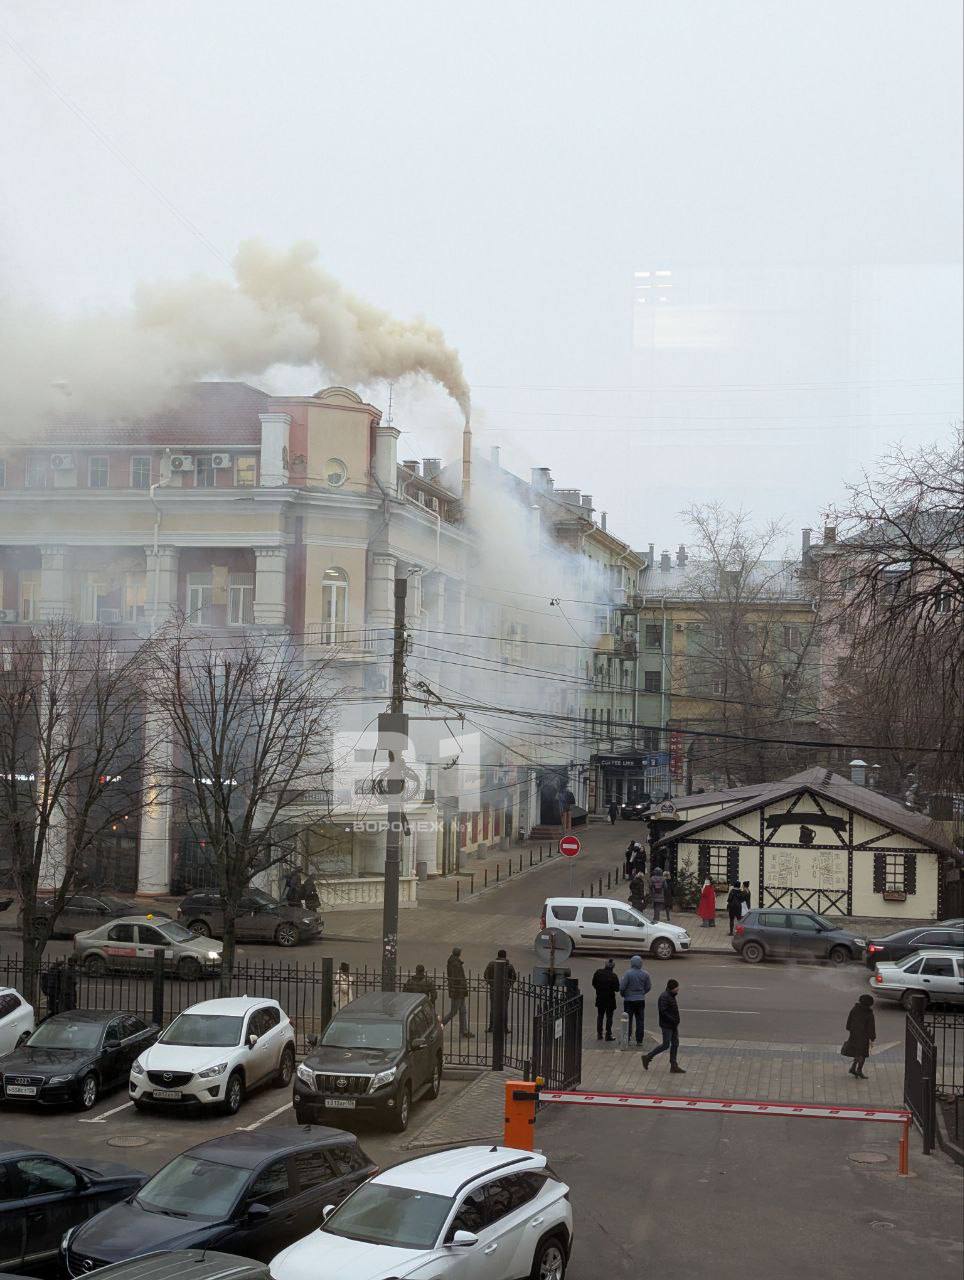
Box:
[74,915,223,979]
[65,1250,270,1280]
[130,996,295,1115]
[62,1128,376,1272]
[270,1144,573,1280]
[20,894,165,940]
[541,897,691,960]
[295,991,442,1133]
[0,1141,145,1271]
[864,922,964,969]
[870,950,964,1009]
[620,799,650,820]
[0,1009,159,1111]
[0,988,34,1054]
[731,909,865,964]
[177,890,323,948]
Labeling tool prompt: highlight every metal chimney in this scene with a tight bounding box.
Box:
[676,544,687,568]
[849,758,867,787]
[823,525,837,544]
[660,550,672,572]
[600,511,607,531]
[648,543,655,568]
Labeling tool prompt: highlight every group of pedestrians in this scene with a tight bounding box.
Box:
[592,953,685,1073]
[282,868,320,912]
[624,842,676,923]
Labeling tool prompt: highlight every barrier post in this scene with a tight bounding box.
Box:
[504,1079,539,1150]
[898,1115,910,1176]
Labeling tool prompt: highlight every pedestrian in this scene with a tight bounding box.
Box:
[333,961,354,1010]
[741,882,752,914]
[608,800,619,824]
[641,979,685,1073]
[282,867,302,906]
[726,882,744,935]
[628,870,648,913]
[561,787,576,833]
[483,949,517,1034]
[624,841,639,878]
[631,844,647,876]
[618,955,652,1046]
[42,959,64,1017]
[444,946,473,1038]
[403,963,438,1005]
[842,993,876,1079]
[697,878,717,928]
[592,958,620,1041]
[301,874,320,912]
[650,867,672,923]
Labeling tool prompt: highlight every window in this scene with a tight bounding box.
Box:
[235,455,257,487]
[320,567,349,643]
[0,992,21,1018]
[295,1150,336,1191]
[26,456,47,489]
[130,456,151,489]
[187,572,213,623]
[0,460,5,488]
[713,678,725,696]
[485,1173,543,1224]
[901,957,923,975]
[107,924,135,943]
[256,1005,281,1031]
[195,455,215,488]
[104,1021,122,1046]
[327,1144,367,1177]
[121,1015,147,1038]
[645,624,661,648]
[935,592,951,615]
[15,1158,78,1197]
[323,457,348,487]
[136,926,167,946]
[920,957,955,977]
[125,572,147,622]
[448,1187,488,1236]
[17,571,38,621]
[759,913,790,929]
[548,904,578,921]
[228,572,254,625]
[247,1159,290,1207]
[88,456,110,488]
[697,843,738,884]
[884,853,906,892]
[789,914,822,932]
[644,670,661,693]
[613,908,643,926]
[874,851,916,895]
[581,907,610,925]
[714,630,725,650]
[783,625,801,649]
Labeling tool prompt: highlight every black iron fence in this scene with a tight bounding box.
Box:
[926,1008,964,1098]
[904,1005,936,1153]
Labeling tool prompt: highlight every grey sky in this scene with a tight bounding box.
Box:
[2,0,961,548]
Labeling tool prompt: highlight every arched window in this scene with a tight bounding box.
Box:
[321,567,349,643]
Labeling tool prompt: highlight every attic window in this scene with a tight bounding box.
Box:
[324,458,348,487]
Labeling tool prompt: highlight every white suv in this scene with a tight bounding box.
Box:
[130,995,295,1115]
[270,1144,573,1280]
[543,897,690,959]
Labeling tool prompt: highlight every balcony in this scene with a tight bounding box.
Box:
[304,625,379,660]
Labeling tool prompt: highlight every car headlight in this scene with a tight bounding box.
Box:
[197,1062,228,1079]
[296,1063,315,1085]
[371,1066,398,1089]
[49,1074,73,1085]
[131,1058,145,1075]
[207,951,220,960]
[301,917,313,925]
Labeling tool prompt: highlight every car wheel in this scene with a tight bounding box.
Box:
[84,953,108,977]
[177,956,202,981]
[426,1055,442,1100]
[901,989,927,1012]
[78,1073,99,1111]
[390,1082,412,1132]
[133,1098,149,1111]
[651,937,675,961]
[223,1071,245,1115]
[274,1045,295,1088]
[531,1235,567,1280]
[188,919,212,937]
[741,940,765,964]
[275,922,300,948]
[828,946,851,966]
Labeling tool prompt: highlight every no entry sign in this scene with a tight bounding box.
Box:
[559,835,580,857]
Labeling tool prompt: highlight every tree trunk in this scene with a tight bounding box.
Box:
[219,909,237,997]
[19,905,47,1008]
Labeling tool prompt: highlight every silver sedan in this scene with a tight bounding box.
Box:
[74,915,223,980]
[869,948,964,1010]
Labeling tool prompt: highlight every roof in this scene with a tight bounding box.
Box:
[336,992,426,1019]
[93,1252,268,1280]
[184,1127,359,1169]
[636,558,809,602]
[658,766,959,856]
[181,996,277,1016]
[378,1146,543,1192]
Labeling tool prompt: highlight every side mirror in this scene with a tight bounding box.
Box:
[248,1034,259,1048]
[450,1230,479,1248]
[322,1204,335,1220]
[307,1034,319,1049]
[410,1036,427,1051]
[247,1202,271,1222]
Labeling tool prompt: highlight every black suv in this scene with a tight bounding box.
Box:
[294,992,443,1133]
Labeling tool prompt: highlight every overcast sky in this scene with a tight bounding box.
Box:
[2,1,961,550]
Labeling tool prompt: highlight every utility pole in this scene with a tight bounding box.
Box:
[380,575,408,990]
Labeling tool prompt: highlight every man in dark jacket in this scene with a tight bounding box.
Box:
[618,955,652,1045]
[592,958,620,1041]
[631,845,647,876]
[443,946,473,1038]
[608,801,619,824]
[484,949,517,1033]
[403,964,438,1004]
[628,871,648,913]
[641,979,685,1073]
[726,883,744,935]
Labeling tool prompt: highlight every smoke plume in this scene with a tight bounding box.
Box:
[0,240,469,437]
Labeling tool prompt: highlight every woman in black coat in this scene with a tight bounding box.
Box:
[592,959,620,1041]
[842,993,876,1078]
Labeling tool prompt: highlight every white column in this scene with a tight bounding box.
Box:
[144,546,180,626]
[254,547,288,625]
[373,424,400,494]
[259,413,291,487]
[137,710,173,895]
[369,552,397,627]
[39,545,69,620]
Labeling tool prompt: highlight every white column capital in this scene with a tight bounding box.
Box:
[253,545,289,561]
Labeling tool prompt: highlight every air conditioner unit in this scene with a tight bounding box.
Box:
[168,454,194,472]
[0,609,18,623]
[211,453,232,469]
[50,453,75,471]
[98,609,122,623]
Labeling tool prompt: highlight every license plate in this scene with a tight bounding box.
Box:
[152,1088,182,1100]
[5,1084,37,1096]
[324,1098,356,1109]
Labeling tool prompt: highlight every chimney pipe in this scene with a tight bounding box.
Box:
[422,457,441,480]
[648,543,655,568]
[823,524,837,544]
[531,467,552,492]
[403,459,420,474]
[490,445,501,468]
[461,422,472,506]
[676,544,687,568]
[581,494,593,511]
[660,550,671,572]
[802,527,812,558]
[600,511,607,531]
[849,758,867,787]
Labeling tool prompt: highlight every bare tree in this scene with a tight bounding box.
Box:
[149,624,340,988]
[679,504,823,786]
[0,622,154,1002]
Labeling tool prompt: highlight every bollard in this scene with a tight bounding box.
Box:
[321,956,333,1030]
[504,1079,539,1150]
[496,864,500,883]
[151,948,165,1028]
[484,868,488,888]
[607,871,611,890]
[456,879,460,902]
[470,873,475,895]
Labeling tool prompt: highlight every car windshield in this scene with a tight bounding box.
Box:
[158,921,196,943]
[321,1020,403,1051]
[247,889,277,906]
[136,1155,250,1220]
[323,1183,453,1249]
[809,915,834,931]
[28,1018,101,1049]
[160,1013,242,1047]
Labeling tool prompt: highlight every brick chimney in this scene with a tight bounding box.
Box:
[660,550,672,572]
[676,544,687,568]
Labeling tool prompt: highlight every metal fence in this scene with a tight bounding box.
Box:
[903,1003,938,1153]
[925,1009,964,1099]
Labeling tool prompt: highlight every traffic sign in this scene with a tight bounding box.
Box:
[559,835,580,857]
[533,927,574,965]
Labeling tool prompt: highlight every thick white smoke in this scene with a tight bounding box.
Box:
[0,240,469,437]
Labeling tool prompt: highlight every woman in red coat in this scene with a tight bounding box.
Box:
[697,878,717,927]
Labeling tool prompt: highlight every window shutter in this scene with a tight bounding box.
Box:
[873,852,885,893]
[698,843,710,880]
[727,845,740,885]
[903,854,917,895]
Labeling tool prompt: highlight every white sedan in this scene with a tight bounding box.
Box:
[0,987,34,1055]
[130,995,295,1115]
[270,1144,573,1280]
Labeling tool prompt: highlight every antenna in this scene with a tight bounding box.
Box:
[386,382,395,429]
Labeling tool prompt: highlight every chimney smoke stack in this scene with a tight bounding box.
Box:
[660,550,671,572]
[676,544,687,568]
[601,511,607,531]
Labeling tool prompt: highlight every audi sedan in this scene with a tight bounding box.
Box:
[863,922,964,969]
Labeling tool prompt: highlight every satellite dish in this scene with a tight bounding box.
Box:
[533,927,573,966]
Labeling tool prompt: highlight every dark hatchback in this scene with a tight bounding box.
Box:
[732,909,866,964]
[63,1127,376,1272]
[177,890,323,948]
[864,922,964,969]
[21,895,169,940]
[0,1009,158,1111]
[0,1141,145,1271]
[294,991,443,1133]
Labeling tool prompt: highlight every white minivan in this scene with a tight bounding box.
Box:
[542,898,690,959]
